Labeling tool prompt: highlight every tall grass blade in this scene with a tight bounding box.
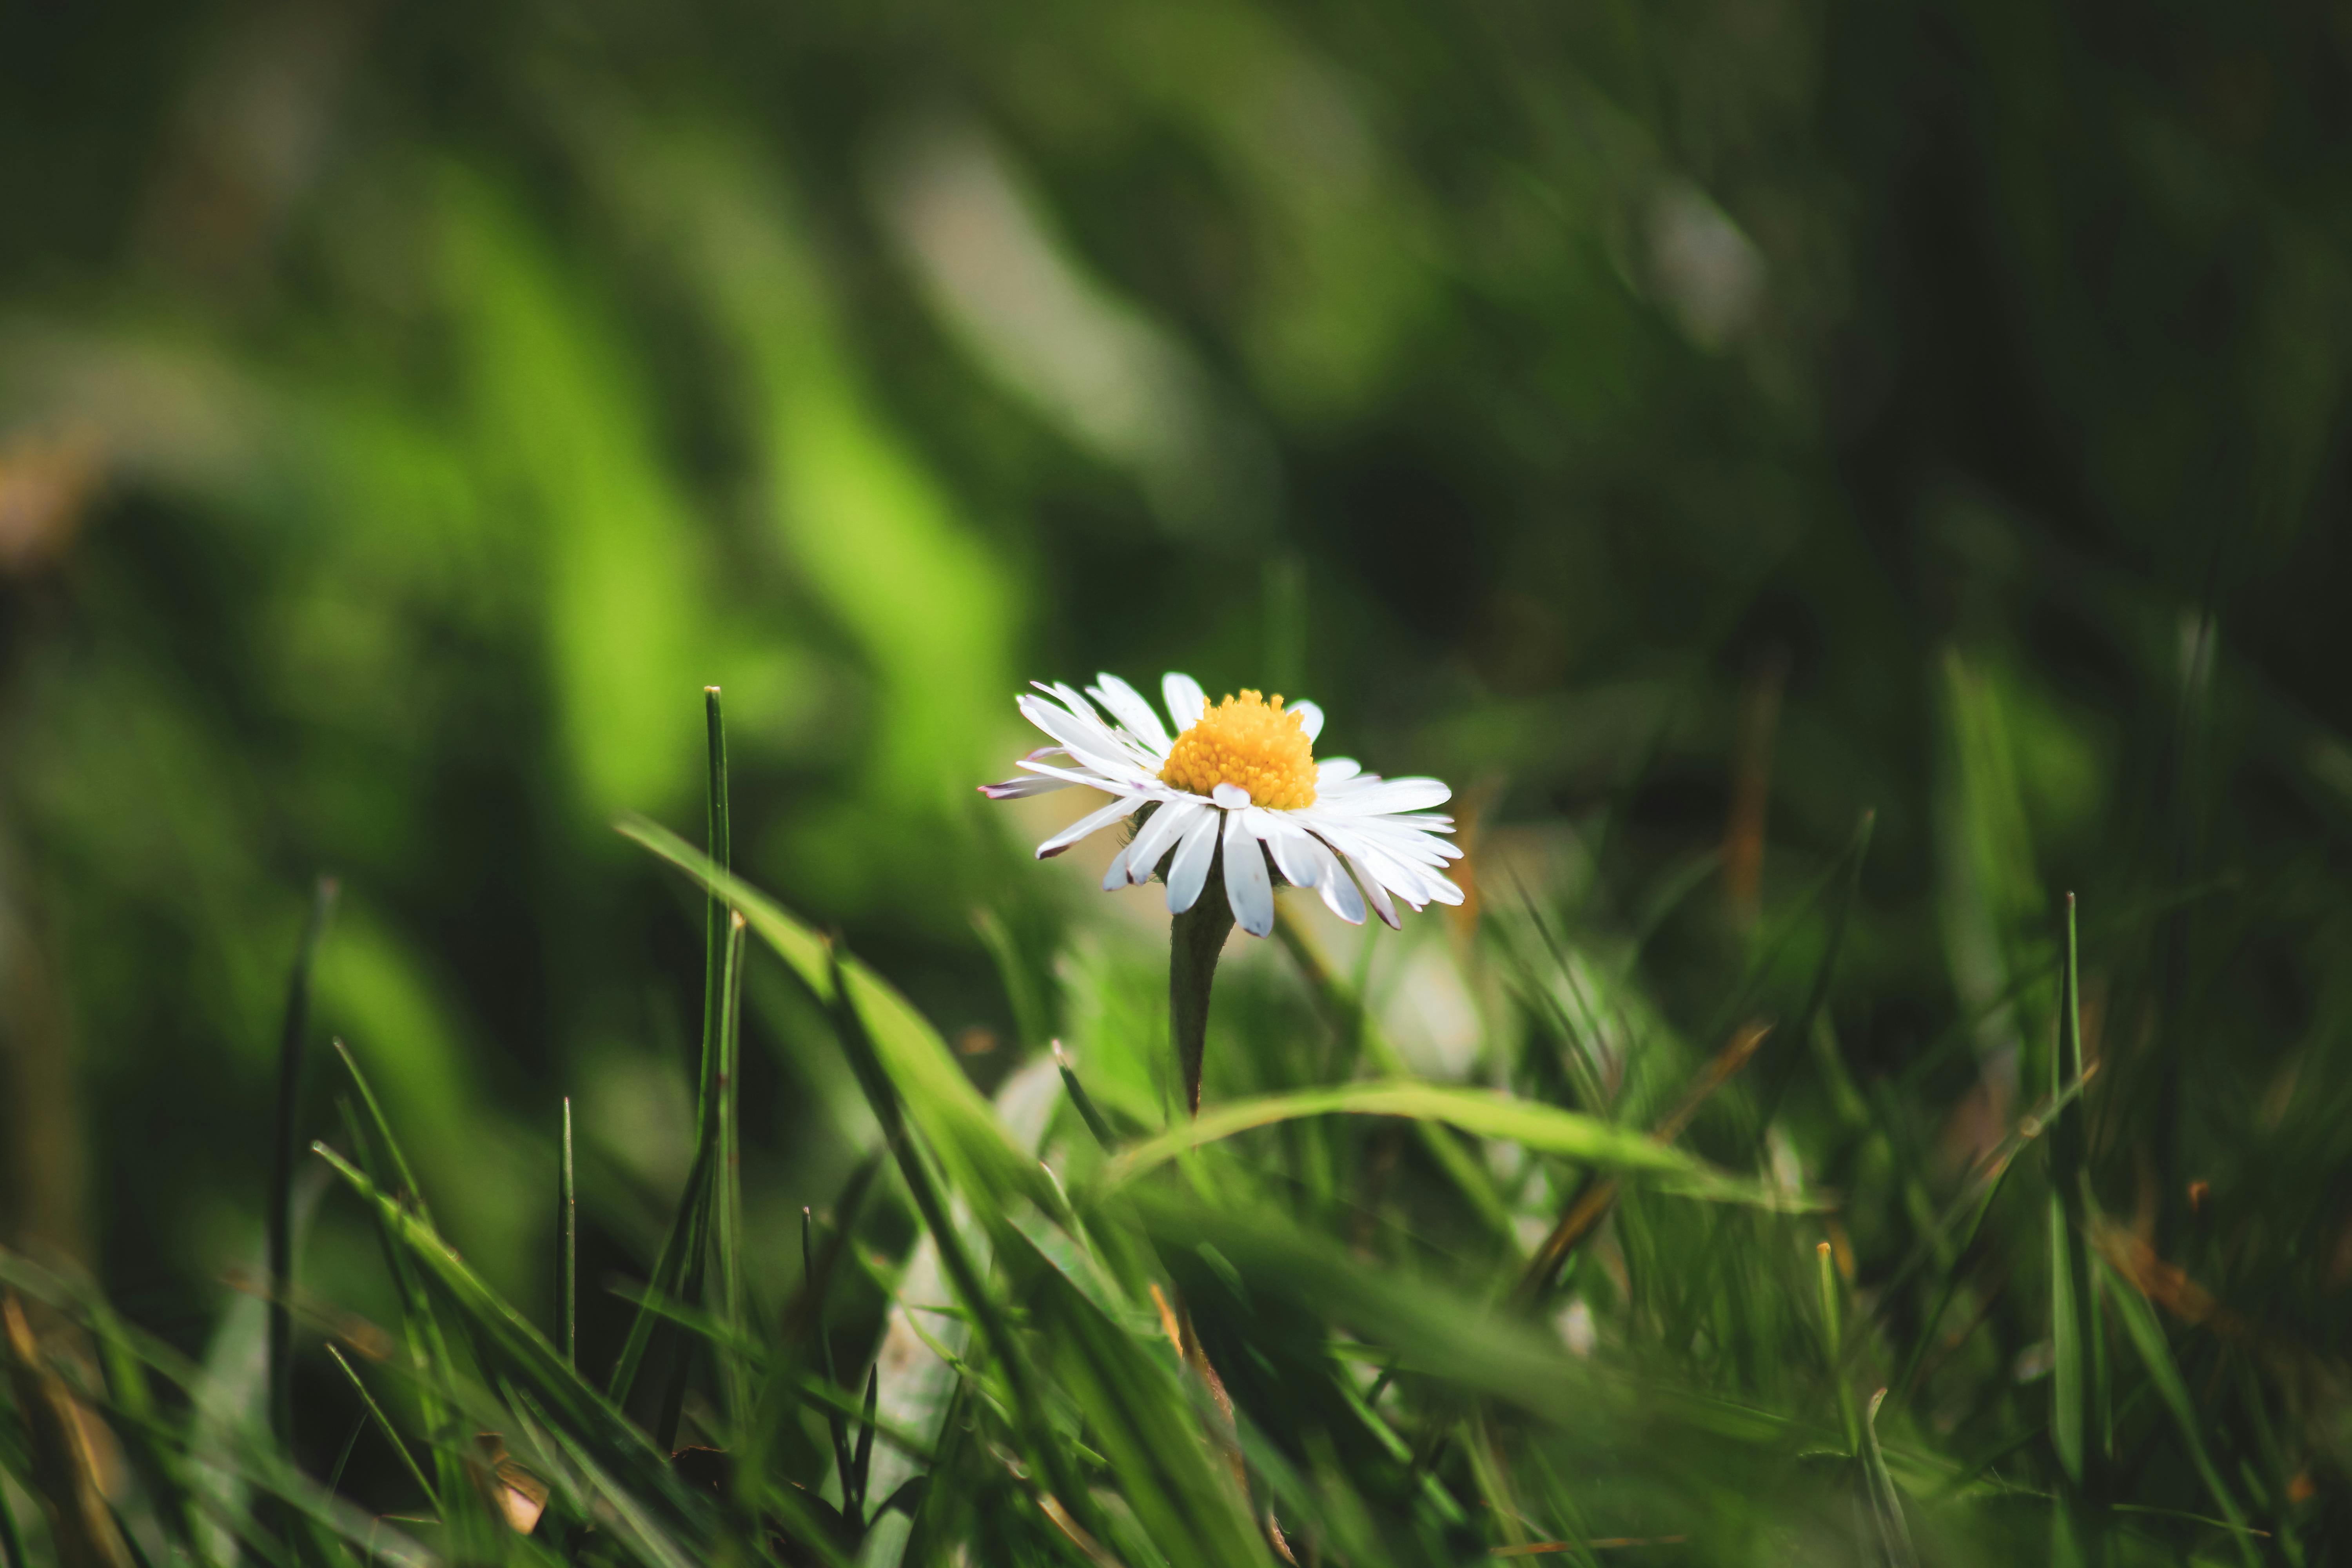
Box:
[613,690,732,1436]
[0,1474,25,1568]
[323,1345,437,1514]
[714,909,749,1429]
[1053,1041,1118,1152]
[2049,895,2093,1489]
[268,877,337,1455]
[1859,1388,1917,1568]
[618,814,1071,1224]
[804,1208,855,1514]
[560,1095,577,1370]
[820,945,1096,1540]
[858,1058,1060,1567]
[309,1145,718,1535]
[654,687,734,1452]
[972,907,1048,1054]
[2099,1257,2257,1568]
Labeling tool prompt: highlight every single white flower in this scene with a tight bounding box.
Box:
[981,672,1463,937]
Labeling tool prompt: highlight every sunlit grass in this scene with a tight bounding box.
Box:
[0,684,2327,1568]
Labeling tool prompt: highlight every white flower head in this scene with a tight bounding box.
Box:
[981,672,1463,937]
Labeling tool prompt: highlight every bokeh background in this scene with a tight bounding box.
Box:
[5,0,2352,1486]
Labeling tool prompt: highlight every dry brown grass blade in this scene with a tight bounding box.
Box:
[1517,1022,1771,1303]
[0,1290,131,1568]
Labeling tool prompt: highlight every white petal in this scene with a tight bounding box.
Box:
[1015,757,1159,795]
[1088,673,1171,754]
[1290,699,1325,742]
[1211,782,1251,810]
[1016,694,1151,780]
[1319,777,1452,815]
[1125,797,1205,883]
[1222,811,1275,937]
[1344,846,1400,929]
[1102,842,1134,892]
[1162,672,1209,735]
[1314,758,1363,787]
[1338,818,1460,865]
[1303,836,1367,924]
[1165,808,1223,913]
[1334,829,1462,907]
[979,775,1076,799]
[1039,680,1102,720]
[1340,835,1441,903]
[1045,681,1159,768]
[1255,813,1317,887]
[1035,794,1145,859]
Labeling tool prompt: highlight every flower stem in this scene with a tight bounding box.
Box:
[1170,855,1234,1117]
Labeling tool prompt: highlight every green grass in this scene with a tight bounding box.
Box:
[0,693,2336,1568]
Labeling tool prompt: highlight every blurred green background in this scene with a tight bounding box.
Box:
[4,0,2351,1510]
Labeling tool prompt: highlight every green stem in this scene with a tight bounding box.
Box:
[1170,857,1234,1118]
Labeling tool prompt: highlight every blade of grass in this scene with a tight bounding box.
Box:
[1101,1079,1801,1207]
[2100,1256,2257,1568]
[1859,1389,1918,1568]
[1820,1242,1857,1455]
[268,877,338,1458]
[1272,906,1515,1243]
[560,1096,577,1370]
[323,1411,366,1495]
[614,691,732,1431]
[617,813,1071,1225]
[714,908,750,1429]
[851,1364,878,1523]
[972,907,1049,1055]
[1,1291,132,1568]
[2049,895,2093,1490]
[820,944,1098,1541]
[0,1476,23,1568]
[1748,810,1873,1137]
[323,1346,437,1515]
[1053,1042,1118,1153]
[803,1209,855,1514]
[1518,1022,1771,1304]
[310,1142,723,1553]
[655,688,734,1453]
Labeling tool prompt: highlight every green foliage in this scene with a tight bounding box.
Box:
[3,686,2340,1563]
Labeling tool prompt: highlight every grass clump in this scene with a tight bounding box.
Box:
[0,686,2337,1568]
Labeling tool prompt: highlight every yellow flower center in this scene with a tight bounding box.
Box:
[1159,689,1318,809]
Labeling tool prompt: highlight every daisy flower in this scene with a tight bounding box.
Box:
[980,671,1463,937]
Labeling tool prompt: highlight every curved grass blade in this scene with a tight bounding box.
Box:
[818,946,1097,1539]
[309,1145,717,1538]
[1100,1080,1802,1207]
[1272,907,1513,1241]
[617,813,1071,1227]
